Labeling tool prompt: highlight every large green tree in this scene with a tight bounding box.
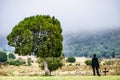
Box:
[7,15,63,75]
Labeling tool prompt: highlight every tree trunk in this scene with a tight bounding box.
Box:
[42,58,50,76]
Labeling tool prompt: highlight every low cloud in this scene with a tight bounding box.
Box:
[0,0,120,35]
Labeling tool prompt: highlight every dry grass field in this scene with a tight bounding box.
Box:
[0,56,120,76]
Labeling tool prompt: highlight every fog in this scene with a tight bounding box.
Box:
[0,0,120,35]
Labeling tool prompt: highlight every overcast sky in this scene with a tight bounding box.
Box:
[0,0,120,35]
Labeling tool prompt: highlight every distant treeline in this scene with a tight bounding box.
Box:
[63,28,120,58]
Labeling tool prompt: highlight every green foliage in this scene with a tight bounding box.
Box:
[39,57,63,72]
[104,60,114,65]
[67,56,76,63]
[8,58,26,66]
[27,58,32,66]
[85,60,92,65]
[7,15,63,58]
[0,51,7,62]
[7,15,63,75]
[8,53,16,59]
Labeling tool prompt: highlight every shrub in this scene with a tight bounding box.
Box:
[67,56,76,63]
[104,60,114,65]
[68,63,72,66]
[8,59,19,66]
[8,58,26,66]
[39,57,63,73]
[27,58,32,66]
[85,60,92,65]
[0,51,7,62]
[8,53,16,59]
[76,63,80,66]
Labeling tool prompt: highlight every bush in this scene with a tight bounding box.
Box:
[68,63,72,66]
[27,58,32,66]
[9,59,19,66]
[85,60,92,65]
[67,56,76,63]
[8,58,26,66]
[0,51,7,62]
[104,60,114,65]
[8,53,16,59]
[39,57,63,73]
[76,63,80,66]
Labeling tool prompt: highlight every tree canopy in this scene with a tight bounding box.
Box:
[7,15,63,57]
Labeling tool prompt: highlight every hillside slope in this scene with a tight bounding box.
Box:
[63,28,120,58]
[0,35,13,52]
[0,28,120,58]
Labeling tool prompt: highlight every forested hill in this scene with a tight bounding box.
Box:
[0,28,120,58]
[63,28,120,58]
[0,35,13,52]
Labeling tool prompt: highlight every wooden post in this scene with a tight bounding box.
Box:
[103,68,109,76]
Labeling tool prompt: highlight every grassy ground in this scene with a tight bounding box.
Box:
[0,76,120,80]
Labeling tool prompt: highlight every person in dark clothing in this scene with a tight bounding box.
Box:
[92,54,100,76]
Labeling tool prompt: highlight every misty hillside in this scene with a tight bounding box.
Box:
[63,28,120,58]
[0,35,13,52]
[0,28,120,58]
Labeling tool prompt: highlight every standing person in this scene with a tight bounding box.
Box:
[92,54,101,76]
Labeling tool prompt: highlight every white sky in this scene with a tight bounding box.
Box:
[0,0,120,35]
